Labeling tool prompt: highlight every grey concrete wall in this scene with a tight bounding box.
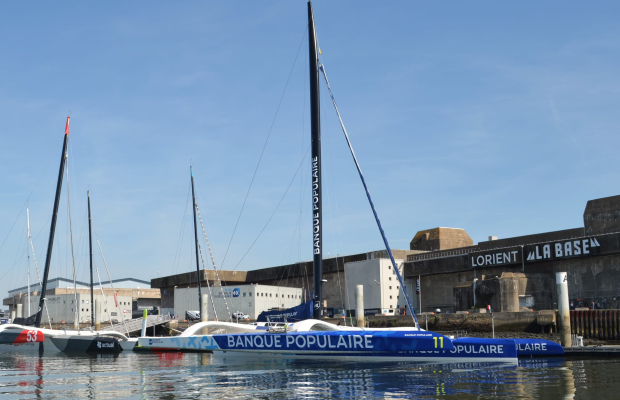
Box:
[584,195,620,235]
[477,228,584,251]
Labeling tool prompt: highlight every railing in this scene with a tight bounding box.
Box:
[101,314,171,334]
[407,249,470,262]
[570,310,620,339]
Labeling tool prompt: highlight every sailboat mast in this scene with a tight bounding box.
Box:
[190,166,203,316]
[27,207,31,317]
[308,1,323,320]
[35,116,70,328]
[88,191,94,327]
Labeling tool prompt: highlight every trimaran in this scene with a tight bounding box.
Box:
[136,2,563,363]
[0,117,136,353]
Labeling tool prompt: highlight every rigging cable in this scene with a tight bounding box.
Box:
[27,208,52,328]
[320,62,419,328]
[230,145,311,272]
[95,236,130,335]
[65,152,80,331]
[171,182,191,275]
[321,74,349,325]
[95,267,113,326]
[195,202,231,321]
[0,155,54,256]
[220,26,308,270]
[197,243,219,320]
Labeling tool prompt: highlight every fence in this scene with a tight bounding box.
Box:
[570,310,620,339]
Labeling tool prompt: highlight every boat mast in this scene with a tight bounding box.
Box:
[308,1,323,320]
[35,116,70,328]
[88,191,94,327]
[26,208,31,316]
[190,166,203,317]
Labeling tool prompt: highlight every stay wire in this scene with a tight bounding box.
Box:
[220,26,308,270]
[230,145,311,272]
[0,155,54,256]
[320,62,419,327]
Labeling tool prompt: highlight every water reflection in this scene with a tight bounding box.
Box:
[1,353,620,399]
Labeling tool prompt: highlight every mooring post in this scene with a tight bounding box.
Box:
[356,285,364,328]
[141,309,148,337]
[95,299,101,331]
[557,272,572,347]
[201,294,209,323]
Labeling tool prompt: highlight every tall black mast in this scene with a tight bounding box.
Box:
[88,191,94,327]
[190,166,203,317]
[308,1,323,319]
[35,117,70,328]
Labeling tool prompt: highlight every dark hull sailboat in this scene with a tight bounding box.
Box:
[0,118,132,353]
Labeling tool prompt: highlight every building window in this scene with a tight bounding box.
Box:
[282,304,284,307]
[389,286,392,290]
[270,294,272,297]
[82,308,84,312]
[389,277,392,281]
[82,300,84,304]
[397,296,399,299]
[396,286,399,290]
[276,294,278,298]
[389,296,392,299]
[390,305,393,309]
[388,265,391,269]
[249,302,252,307]
[249,293,252,296]
[243,293,246,297]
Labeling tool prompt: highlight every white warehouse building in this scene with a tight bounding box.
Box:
[174,284,303,321]
[22,293,133,325]
[344,258,417,316]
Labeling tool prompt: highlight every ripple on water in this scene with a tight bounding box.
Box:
[2,353,620,399]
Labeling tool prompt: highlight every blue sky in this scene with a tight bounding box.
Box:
[1,1,619,302]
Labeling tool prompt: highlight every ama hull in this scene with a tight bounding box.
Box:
[138,331,517,364]
[0,326,61,353]
[514,339,565,357]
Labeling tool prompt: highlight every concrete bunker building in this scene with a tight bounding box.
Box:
[404,195,620,313]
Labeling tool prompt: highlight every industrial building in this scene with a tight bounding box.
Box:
[173,285,303,321]
[4,277,161,324]
[152,249,418,318]
[344,258,415,316]
[404,195,620,313]
[153,194,619,319]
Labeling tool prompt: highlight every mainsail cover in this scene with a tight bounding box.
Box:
[256,301,313,322]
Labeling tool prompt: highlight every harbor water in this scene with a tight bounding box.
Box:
[1,352,619,399]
